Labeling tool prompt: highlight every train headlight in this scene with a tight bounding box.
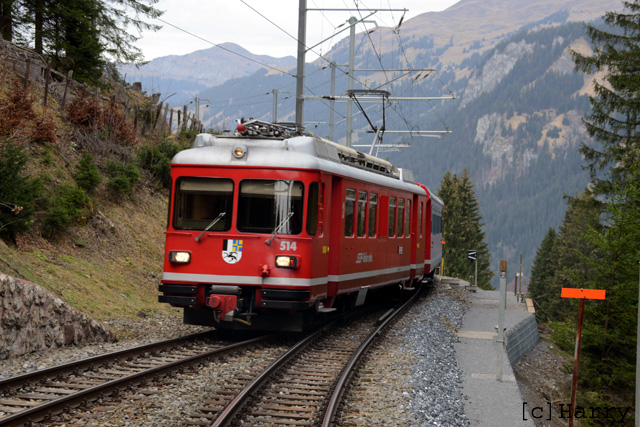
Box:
[275,255,299,269]
[169,251,191,264]
[232,145,247,159]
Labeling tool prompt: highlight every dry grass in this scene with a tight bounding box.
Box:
[2,183,175,321]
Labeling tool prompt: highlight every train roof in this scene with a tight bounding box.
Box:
[172,132,434,195]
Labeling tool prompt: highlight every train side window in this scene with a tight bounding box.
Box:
[388,197,396,237]
[238,179,304,234]
[432,212,442,234]
[397,198,404,237]
[357,191,367,237]
[405,199,411,237]
[368,193,377,237]
[173,177,233,231]
[345,188,356,237]
[306,182,319,236]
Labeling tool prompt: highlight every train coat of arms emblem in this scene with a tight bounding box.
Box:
[222,239,243,264]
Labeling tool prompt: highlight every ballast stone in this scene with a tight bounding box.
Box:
[0,272,116,360]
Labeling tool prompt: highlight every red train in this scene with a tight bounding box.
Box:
[158,121,443,331]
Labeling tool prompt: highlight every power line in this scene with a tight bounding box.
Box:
[155,17,296,77]
[239,0,377,93]
[239,1,299,45]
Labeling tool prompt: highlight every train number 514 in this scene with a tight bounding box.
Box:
[280,241,297,251]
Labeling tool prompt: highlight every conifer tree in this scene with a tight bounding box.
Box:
[0,0,15,41]
[457,170,492,288]
[527,227,558,319]
[438,170,493,289]
[47,0,105,82]
[574,165,640,403]
[550,191,603,321]
[532,0,640,410]
[3,0,162,80]
[571,0,640,196]
[98,0,162,64]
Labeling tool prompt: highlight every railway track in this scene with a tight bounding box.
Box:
[187,285,424,427]
[0,331,271,426]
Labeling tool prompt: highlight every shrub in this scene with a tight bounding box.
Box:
[104,102,137,146]
[67,93,136,146]
[0,79,36,136]
[104,159,140,196]
[32,115,58,144]
[67,92,104,130]
[138,140,184,188]
[74,153,102,194]
[0,141,42,240]
[42,184,88,237]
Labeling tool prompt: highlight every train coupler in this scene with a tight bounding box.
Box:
[206,294,238,322]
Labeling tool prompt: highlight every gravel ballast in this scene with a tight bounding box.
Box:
[1,281,472,426]
[338,282,470,426]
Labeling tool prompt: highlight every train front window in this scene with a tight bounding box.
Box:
[173,177,233,231]
[238,179,304,234]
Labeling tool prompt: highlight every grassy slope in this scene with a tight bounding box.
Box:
[0,79,178,320]
[0,188,174,320]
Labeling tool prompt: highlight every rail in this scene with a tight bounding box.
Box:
[322,286,423,426]
[0,332,270,426]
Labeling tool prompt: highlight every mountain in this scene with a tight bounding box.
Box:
[118,42,296,104]
[139,0,621,286]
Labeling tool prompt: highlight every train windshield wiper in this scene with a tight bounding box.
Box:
[265,211,294,245]
[195,212,226,242]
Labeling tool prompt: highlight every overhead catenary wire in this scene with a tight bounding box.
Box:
[349,0,431,137]
[155,17,296,77]
[239,0,381,93]
[154,2,449,139]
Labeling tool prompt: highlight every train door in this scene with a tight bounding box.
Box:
[430,199,443,275]
[411,194,426,282]
[425,197,433,274]
[307,174,331,302]
[327,176,343,301]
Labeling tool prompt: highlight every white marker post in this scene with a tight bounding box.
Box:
[467,249,477,287]
[496,259,507,381]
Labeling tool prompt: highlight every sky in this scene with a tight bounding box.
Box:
[133,0,460,61]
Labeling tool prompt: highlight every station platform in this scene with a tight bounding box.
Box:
[447,279,536,426]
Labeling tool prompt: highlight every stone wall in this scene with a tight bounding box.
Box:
[0,273,116,359]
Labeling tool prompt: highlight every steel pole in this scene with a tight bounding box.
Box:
[329,62,336,141]
[346,16,356,147]
[496,260,507,381]
[272,89,278,122]
[475,256,478,288]
[295,0,307,129]
[519,253,523,302]
[569,298,586,427]
[636,256,640,427]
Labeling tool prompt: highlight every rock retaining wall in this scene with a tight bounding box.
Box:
[0,273,116,359]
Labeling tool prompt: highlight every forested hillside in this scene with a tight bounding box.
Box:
[394,21,594,285]
[528,0,640,413]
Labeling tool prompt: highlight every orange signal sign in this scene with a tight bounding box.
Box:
[561,288,606,300]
